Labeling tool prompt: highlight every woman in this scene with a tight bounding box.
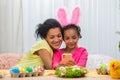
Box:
[14,18,63,69]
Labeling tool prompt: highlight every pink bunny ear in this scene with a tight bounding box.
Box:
[70,7,81,25]
[57,8,68,27]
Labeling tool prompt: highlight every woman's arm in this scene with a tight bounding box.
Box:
[36,49,52,69]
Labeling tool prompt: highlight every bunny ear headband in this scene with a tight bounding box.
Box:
[57,6,81,27]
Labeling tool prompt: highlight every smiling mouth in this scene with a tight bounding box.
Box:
[68,45,76,48]
[55,44,60,46]
[68,44,75,46]
[54,42,61,46]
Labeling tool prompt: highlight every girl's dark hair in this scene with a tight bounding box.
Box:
[63,24,82,38]
[35,18,62,39]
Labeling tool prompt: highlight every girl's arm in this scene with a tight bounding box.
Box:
[36,49,52,69]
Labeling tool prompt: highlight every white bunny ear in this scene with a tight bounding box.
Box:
[70,7,81,25]
[57,8,68,27]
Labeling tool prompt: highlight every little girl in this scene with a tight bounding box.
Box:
[52,24,88,69]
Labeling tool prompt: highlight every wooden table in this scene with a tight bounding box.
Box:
[0,70,119,80]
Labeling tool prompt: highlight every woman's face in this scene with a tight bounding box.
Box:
[63,29,79,49]
[46,27,62,50]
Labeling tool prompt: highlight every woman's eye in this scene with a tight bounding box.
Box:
[50,36,54,39]
[57,34,62,37]
[58,35,62,38]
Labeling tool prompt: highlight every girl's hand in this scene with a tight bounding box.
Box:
[58,60,76,67]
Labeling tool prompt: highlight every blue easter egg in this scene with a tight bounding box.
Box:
[10,68,20,73]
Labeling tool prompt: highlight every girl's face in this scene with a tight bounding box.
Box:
[63,29,79,49]
[46,27,62,50]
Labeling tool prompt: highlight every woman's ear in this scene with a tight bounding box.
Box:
[70,7,81,25]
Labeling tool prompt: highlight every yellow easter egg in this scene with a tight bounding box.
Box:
[20,68,26,73]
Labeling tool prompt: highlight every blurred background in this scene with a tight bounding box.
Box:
[0,0,120,60]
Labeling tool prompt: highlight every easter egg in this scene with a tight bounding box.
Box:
[10,68,20,73]
[19,67,26,73]
[26,67,33,72]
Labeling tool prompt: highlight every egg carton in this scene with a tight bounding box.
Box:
[10,71,44,78]
[96,68,109,75]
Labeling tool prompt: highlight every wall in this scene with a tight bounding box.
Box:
[23,0,120,59]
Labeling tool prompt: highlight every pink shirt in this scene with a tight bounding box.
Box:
[52,47,88,69]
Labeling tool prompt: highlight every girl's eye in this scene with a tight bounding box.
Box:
[73,36,76,39]
[73,35,78,39]
[64,37,69,40]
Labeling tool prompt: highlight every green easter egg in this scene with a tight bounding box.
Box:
[26,67,33,72]
[100,64,107,70]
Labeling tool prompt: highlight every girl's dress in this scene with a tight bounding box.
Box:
[52,47,88,69]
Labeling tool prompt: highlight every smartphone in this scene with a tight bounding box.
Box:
[62,53,73,62]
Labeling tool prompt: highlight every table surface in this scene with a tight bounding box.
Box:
[0,70,119,80]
